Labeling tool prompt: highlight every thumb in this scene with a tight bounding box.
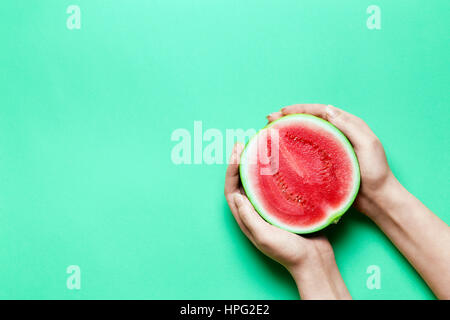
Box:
[234,194,268,239]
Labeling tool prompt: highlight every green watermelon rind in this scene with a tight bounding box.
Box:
[239,113,361,234]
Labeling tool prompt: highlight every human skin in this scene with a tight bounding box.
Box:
[225,144,352,300]
[265,104,450,299]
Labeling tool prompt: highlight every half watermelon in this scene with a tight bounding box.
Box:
[240,114,360,234]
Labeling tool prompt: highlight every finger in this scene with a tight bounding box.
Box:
[224,143,254,241]
[229,200,255,242]
[281,103,329,119]
[267,104,329,125]
[324,105,374,149]
[266,111,283,123]
[280,104,374,149]
[225,190,255,242]
[224,143,245,197]
[234,193,270,242]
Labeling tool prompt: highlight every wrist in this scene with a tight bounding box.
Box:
[358,172,407,221]
[288,248,341,300]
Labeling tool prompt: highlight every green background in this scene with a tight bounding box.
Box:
[0,0,448,299]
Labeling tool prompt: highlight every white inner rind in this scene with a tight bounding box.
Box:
[240,114,360,234]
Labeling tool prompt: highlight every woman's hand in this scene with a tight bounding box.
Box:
[225,143,351,299]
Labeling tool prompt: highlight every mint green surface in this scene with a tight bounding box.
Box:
[0,1,448,299]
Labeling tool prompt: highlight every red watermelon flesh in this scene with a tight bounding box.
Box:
[239,114,360,234]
